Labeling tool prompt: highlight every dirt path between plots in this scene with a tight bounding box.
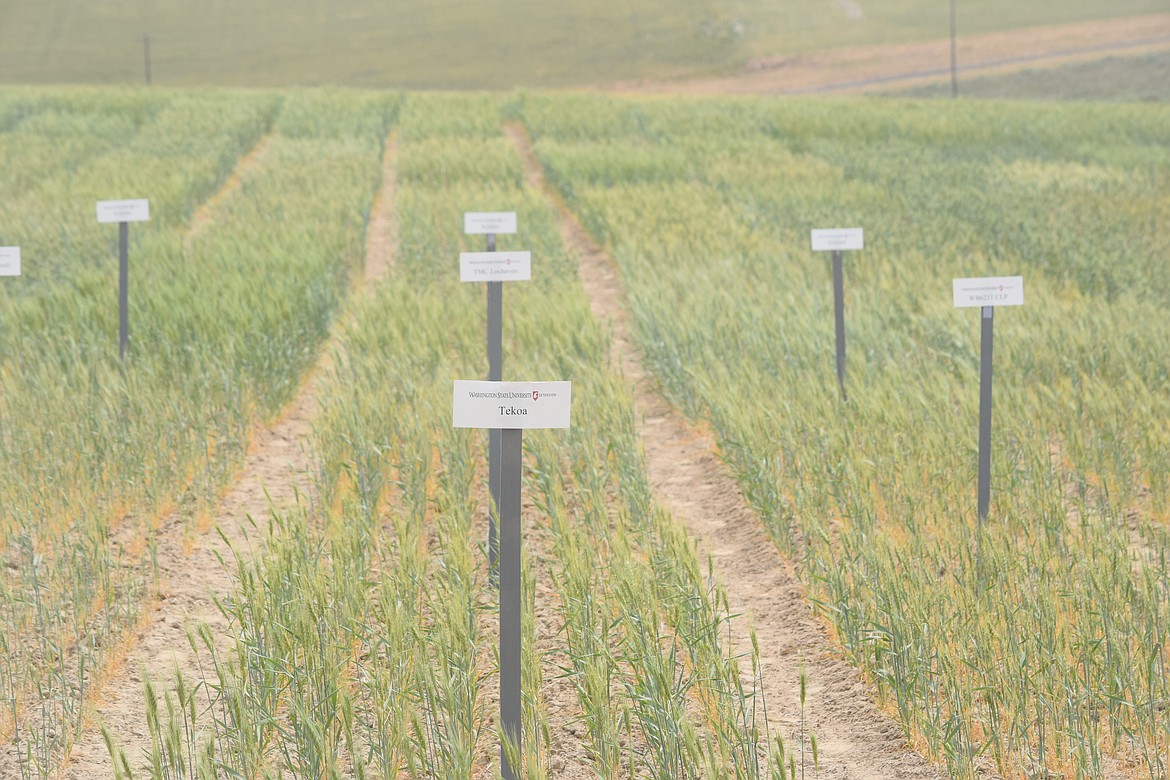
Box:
[185,134,275,248]
[505,123,945,780]
[49,134,399,780]
[613,13,1170,95]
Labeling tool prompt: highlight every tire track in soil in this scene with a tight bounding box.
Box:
[45,133,400,780]
[505,122,945,780]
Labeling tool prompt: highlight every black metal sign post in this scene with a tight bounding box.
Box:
[498,425,522,779]
[453,380,572,780]
[462,211,519,583]
[119,221,129,361]
[831,249,848,401]
[953,276,1024,527]
[950,0,959,98]
[97,200,150,363]
[812,228,864,401]
[977,305,994,522]
[144,34,152,85]
[486,231,502,581]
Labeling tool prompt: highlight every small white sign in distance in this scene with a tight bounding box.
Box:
[811,228,864,252]
[464,212,517,235]
[97,199,150,224]
[953,276,1024,308]
[460,251,531,282]
[453,381,572,430]
[0,247,20,277]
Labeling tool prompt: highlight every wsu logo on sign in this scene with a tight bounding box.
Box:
[532,390,540,401]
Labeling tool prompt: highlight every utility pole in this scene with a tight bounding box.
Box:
[950,0,958,98]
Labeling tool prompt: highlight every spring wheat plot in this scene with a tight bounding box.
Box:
[0,88,1166,780]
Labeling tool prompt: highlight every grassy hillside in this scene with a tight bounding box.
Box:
[0,0,1165,88]
[892,50,1170,101]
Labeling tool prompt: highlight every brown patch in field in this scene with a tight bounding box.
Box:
[612,14,1170,95]
[1049,434,1159,581]
[507,121,946,780]
[39,131,400,780]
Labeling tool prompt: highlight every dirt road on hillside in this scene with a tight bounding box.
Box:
[614,14,1170,95]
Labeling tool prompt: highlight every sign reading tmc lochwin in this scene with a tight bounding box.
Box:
[453,381,572,429]
[461,251,531,282]
[953,276,1024,308]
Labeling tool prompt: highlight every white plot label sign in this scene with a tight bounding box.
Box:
[461,251,531,282]
[453,381,572,430]
[811,228,864,252]
[96,199,150,224]
[0,247,20,276]
[953,276,1024,308]
[465,212,517,235]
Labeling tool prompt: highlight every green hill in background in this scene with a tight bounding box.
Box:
[0,0,1165,89]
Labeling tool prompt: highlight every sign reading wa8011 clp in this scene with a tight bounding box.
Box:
[0,247,20,277]
[953,276,1024,308]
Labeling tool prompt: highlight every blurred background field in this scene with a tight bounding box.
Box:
[0,0,1166,89]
